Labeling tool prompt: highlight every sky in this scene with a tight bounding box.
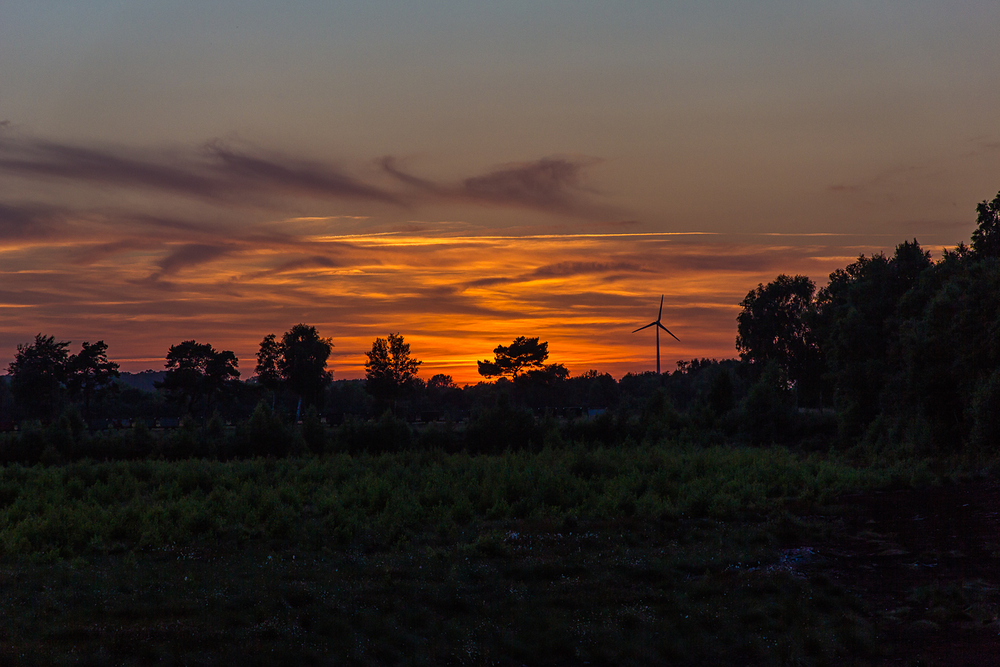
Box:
[1,1,999,384]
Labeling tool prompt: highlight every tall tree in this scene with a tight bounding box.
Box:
[280,324,333,418]
[814,240,932,435]
[477,336,549,379]
[256,324,333,418]
[971,190,1000,258]
[737,275,817,370]
[66,340,120,416]
[7,334,70,420]
[254,333,283,392]
[365,332,421,408]
[736,275,823,405]
[157,340,239,416]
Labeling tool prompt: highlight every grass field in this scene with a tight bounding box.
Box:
[1,443,997,664]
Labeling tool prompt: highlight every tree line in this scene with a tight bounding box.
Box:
[735,189,1000,451]
[1,323,570,427]
[0,189,997,459]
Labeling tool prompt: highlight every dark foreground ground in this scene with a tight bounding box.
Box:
[1,481,997,666]
[832,480,1000,666]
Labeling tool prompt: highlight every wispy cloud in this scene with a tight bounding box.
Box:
[204,142,405,205]
[239,255,342,280]
[461,157,600,212]
[0,138,219,198]
[0,135,404,207]
[0,202,65,239]
[382,155,614,218]
[530,261,646,279]
[466,261,649,288]
[156,243,235,277]
[1,133,619,221]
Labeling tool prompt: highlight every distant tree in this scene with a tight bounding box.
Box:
[365,333,421,408]
[523,363,569,385]
[157,340,239,416]
[427,374,456,391]
[971,190,1000,258]
[477,336,549,379]
[66,341,120,416]
[256,325,334,419]
[279,324,334,419]
[569,369,619,408]
[254,333,283,392]
[7,334,71,420]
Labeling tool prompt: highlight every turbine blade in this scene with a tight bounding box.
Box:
[657,322,680,341]
[657,294,664,321]
[632,322,656,333]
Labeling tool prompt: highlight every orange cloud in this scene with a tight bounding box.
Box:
[0,226,902,384]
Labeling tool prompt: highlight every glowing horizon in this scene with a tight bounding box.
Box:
[1,3,998,386]
[0,225,967,385]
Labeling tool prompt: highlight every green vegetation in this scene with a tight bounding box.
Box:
[0,443,933,559]
[3,442,993,664]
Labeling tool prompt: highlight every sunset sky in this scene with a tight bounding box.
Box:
[2,2,999,384]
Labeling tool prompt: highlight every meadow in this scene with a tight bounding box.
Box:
[2,432,997,665]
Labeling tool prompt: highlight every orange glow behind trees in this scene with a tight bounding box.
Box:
[0,227,910,385]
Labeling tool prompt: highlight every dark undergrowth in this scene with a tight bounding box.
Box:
[0,442,976,559]
[1,518,870,666]
[0,442,997,664]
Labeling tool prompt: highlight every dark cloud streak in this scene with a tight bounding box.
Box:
[0,202,65,239]
[0,139,219,197]
[157,244,235,277]
[464,260,648,289]
[0,133,617,223]
[382,155,614,218]
[205,143,404,205]
[238,255,342,280]
[0,136,404,207]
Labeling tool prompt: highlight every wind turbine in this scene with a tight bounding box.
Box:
[632,295,680,374]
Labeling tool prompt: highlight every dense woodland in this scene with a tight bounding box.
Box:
[0,190,998,465]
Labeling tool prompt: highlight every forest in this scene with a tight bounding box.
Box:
[1,191,999,665]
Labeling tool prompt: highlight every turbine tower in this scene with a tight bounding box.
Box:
[632,295,680,374]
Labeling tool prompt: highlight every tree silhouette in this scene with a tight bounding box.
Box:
[736,274,826,406]
[7,334,70,420]
[814,241,932,433]
[157,340,239,416]
[523,363,569,385]
[971,190,1000,258]
[67,341,120,417]
[281,324,333,418]
[365,333,421,408]
[477,336,549,379]
[256,324,333,419]
[254,333,283,393]
[427,374,456,391]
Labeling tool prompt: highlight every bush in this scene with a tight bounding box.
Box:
[968,368,1000,450]
[337,411,412,454]
[242,402,297,457]
[300,406,328,455]
[738,363,796,445]
[465,394,539,454]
